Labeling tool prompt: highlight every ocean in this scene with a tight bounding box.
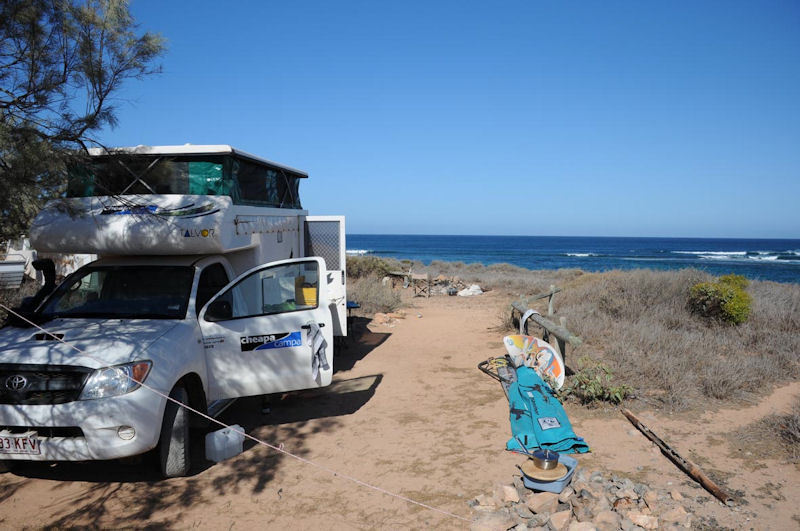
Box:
[346,235,800,284]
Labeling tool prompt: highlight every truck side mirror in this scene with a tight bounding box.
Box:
[204,300,232,322]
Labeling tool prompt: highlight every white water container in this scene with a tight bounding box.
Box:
[205,424,245,462]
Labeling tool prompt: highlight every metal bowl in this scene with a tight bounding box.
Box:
[531,449,560,470]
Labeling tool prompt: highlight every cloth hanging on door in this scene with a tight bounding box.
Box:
[307,322,329,380]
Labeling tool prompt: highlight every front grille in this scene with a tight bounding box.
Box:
[0,364,93,405]
[0,426,84,437]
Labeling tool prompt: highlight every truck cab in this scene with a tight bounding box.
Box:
[0,145,345,476]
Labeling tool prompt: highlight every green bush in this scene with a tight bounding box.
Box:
[558,357,633,405]
[688,274,752,325]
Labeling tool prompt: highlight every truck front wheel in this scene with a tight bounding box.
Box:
[158,385,190,478]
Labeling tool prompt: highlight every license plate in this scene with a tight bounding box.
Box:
[0,432,41,455]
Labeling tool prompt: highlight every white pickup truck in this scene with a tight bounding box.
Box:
[0,145,346,477]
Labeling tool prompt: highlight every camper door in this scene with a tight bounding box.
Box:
[199,257,333,400]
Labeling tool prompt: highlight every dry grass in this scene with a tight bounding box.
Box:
[731,397,800,462]
[554,268,800,410]
[347,276,402,314]
[416,260,584,295]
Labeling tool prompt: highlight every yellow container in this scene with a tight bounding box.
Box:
[296,285,317,306]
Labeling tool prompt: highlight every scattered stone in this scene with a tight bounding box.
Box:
[568,522,598,531]
[595,509,621,529]
[470,508,514,531]
[513,504,534,519]
[670,490,683,501]
[661,506,691,527]
[472,493,497,511]
[590,471,604,483]
[528,513,550,527]
[572,504,594,522]
[548,509,572,530]
[526,491,559,515]
[619,517,640,531]
[627,511,659,529]
[612,497,635,512]
[617,488,639,501]
[643,490,658,506]
[498,484,520,504]
[558,487,575,503]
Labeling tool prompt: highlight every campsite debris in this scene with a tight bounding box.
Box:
[469,468,697,531]
[458,284,484,296]
[620,408,733,505]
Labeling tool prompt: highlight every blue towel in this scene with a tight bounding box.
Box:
[505,366,589,454]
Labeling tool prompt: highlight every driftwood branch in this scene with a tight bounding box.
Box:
[621,408,733,505]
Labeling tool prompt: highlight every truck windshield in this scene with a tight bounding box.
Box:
[39,266,194,320]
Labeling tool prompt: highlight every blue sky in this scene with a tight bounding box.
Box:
[101,1,800,239]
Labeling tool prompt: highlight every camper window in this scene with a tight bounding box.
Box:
[207,261,318,321]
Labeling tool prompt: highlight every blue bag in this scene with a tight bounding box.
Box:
[505,366,589,454]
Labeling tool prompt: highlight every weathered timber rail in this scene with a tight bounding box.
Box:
[511,284,582,365]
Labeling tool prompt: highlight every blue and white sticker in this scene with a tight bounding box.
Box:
[240,332,302,352]
[537,417,561,430]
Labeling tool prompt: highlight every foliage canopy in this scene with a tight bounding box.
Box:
[0,0,165,241]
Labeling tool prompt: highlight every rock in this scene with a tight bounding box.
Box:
[387,310,406,319]
[373,312,389,324]
[527,513,550,527]
[669,490,683,501]
[612,497,635,512]
[472,493,498,511]
[572,504,594,522]
[513,503,534,519]
[590,471,604,483]
[617,488,639,501]
[559,487,575,503]
[495,484,520,505]
[579,488,598,502]
[627,511,659,529]
[574,469,589,483]
[526,491,559,515]
[470,509,515,531]
[661,506,691,527]
[568,523,598,531]
[642,490,658,506]
[590,499,612,515]
[510,524,526,531]
[594,510,621,530]
[548,510,572,530]
[619,518,641,531]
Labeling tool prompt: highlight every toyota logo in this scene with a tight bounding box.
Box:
[5,375,29,391]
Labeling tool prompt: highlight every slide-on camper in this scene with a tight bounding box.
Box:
[0,145,346,476]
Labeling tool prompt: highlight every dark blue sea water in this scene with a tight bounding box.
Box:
[346,235,800,284]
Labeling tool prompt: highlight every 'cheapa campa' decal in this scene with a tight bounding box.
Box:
[240,332,302,351]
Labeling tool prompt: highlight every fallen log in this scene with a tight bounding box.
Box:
[621,408,733,505]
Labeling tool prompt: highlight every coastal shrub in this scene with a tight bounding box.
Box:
[559,357,633,405]
[551,267,800,411]
[688,274,752,325]
[347,276,401,314]
[346,255,401,279]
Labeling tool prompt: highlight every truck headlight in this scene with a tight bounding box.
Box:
[79,361,152,400]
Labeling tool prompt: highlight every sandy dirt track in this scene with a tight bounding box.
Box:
[1,291,798,529]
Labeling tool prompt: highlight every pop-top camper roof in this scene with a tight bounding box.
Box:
[30,145,309,256]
